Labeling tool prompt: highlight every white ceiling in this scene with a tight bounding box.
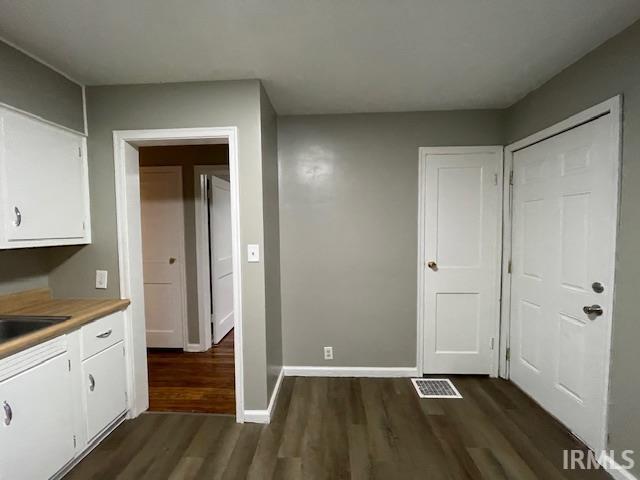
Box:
[1,0,639,115]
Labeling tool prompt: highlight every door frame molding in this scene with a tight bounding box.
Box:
[139,165,189,351]
[417,146,504,378]
[499,95,622,452]
[113,127,245,422]
[194,165,231,352]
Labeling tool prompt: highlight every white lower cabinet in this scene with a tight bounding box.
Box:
[0,311,129,479]
[83,341,127,441]
[0,344,75,480]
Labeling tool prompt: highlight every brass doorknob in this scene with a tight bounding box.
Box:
[169,257,176,264]
[427,261,438,271]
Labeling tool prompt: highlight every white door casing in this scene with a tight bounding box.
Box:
[209,175,234,344]
[140,166,188,349]
[509,113,618,451]
[113,127,244,422]
[419,147,502,375]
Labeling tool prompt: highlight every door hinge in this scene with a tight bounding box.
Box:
[490,337,495,350]
[506,347,511,361]
[509,171,514,185]
[507,259,512,274]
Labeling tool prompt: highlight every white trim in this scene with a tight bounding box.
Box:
[113,126,245,423]
[194,165,231,352]
[184,343,204,353]
[507,97,620,153]
[416,145,504,378]
[139,165,189,351]
[243,368,284,424]
[500,95,622,453]
[601,454,639,480]
[283,366,419,377]
[499,148,513,379]
[0,34,84,86]
[82,85,88,136]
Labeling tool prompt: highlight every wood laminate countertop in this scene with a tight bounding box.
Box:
[0,288,130,359]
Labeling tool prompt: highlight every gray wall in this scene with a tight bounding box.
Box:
[0,39,85,295]
[278,111,504,367]
[0,40,84,133]
[505,19,640,473]
[0,250,49,295]
[260,85,283,397]
[47,80,273,409]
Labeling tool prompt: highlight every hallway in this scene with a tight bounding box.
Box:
[146,331,235,414]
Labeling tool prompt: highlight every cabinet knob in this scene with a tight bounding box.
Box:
[89,374,96,392]
[3,401,12,426]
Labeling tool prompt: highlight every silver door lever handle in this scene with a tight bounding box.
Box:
[583,305,603,316]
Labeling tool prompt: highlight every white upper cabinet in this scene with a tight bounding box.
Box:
[0,106,91,248]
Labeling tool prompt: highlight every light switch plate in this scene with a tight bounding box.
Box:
[95,270,108,289]
[247,244,260,263]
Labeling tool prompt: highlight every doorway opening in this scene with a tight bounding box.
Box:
[113,127,245,421]
[138,144,235,414]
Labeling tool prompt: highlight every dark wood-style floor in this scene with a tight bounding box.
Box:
[146,330,235,414]
[66,376,612,479]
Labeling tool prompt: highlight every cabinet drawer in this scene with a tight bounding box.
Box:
[82,341,127,441]
[81,311,124,359]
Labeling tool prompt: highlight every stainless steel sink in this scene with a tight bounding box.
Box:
[0,315,71,343]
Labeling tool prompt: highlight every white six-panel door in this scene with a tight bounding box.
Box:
[140,166,188,349]
[509,114,618,450]
[420,147,502,374]
[209,175,234,344]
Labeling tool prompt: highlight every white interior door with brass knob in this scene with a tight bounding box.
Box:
[419,147,502,375]
[140,166,188,349]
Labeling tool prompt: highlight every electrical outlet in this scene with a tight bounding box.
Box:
[324,346,333,360]
[95,270,108,289]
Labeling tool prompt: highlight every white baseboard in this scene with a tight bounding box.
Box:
[602,454,638,480]
[283,366,419,378]
[243,367,284,424]
[184,343,205,352]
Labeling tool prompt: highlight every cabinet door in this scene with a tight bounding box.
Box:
[0,108,88,242]
[83,342,127,441]
[0,353,75,480]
